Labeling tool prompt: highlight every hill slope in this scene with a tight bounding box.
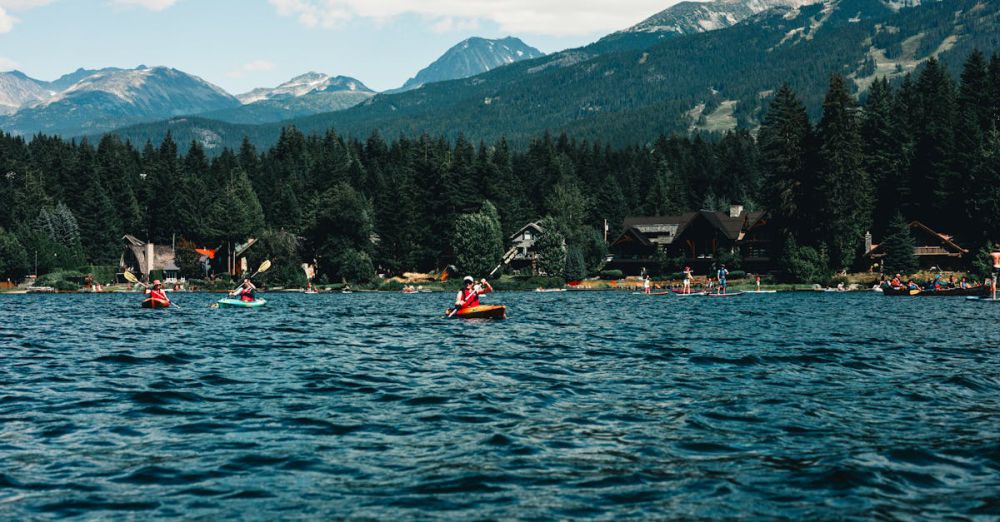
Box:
[108,0,999,151]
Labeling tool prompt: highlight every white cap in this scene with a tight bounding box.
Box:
[463,276,474,283]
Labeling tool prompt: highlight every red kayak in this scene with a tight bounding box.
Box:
[448,305,507,320]
[141,297,171,309]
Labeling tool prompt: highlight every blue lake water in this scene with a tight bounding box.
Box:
[1,291,998,519]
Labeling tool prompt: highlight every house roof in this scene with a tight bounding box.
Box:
[699,210,767,241]
[122,235,179,273]
[865,220,969,258]
[614,210,767,246]
[510,221,544,240]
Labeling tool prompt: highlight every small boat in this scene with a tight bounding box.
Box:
[141,297,170,309]
[706,291,744,298]
[216,298,268,309]
[448,305,506,320]
[882,286,988,297]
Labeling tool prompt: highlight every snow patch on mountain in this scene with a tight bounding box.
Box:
[237,72,373,105]
[623,0,820,35]
[394,36,543,92]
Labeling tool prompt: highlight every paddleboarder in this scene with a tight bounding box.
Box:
[717,264,729,295]
[683,266,693,294]
[991,246,1000,300]
[454,276,493,311]
[643,274,652,295]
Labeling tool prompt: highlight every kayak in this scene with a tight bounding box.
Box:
[141,297,170,309]
[448,305,506,320]
[216,298,267,309]
[706,291,744,297]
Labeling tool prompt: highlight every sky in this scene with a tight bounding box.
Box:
[0,0,685,94]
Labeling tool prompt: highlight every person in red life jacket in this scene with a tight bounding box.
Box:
[146,280,169,304]
[454,276,492,310]
[233,279,258,302]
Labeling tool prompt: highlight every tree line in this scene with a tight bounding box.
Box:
[1,50,999,284]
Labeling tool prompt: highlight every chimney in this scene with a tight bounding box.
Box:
[729,204,743,218]
[146,243,155,279]
[864,231,872,254]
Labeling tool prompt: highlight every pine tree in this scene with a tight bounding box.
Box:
[910,59,957,229]
[816,74,871,268]
[863,78,904,236]
[881,212,918,276]
[758,84,815,243]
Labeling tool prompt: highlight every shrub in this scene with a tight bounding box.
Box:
[599,269,624,280]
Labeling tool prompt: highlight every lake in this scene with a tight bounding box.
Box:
[1,291,998,519]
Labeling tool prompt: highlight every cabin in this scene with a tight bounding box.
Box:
[862,221,969,270]
[509,221,545,273]
[608,205,773,275]
[120,235,180,283]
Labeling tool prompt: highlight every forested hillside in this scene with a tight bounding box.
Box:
[2,49,999,285]
[109,0,1000,153]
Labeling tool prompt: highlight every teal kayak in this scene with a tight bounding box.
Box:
[216,297,267,308]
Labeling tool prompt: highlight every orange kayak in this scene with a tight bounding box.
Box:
[449,305,506,320]
[141,297,170,309]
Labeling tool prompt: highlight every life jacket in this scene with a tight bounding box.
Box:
[459,287,480,308]
[239,288,255,302]
[150,288,168,301]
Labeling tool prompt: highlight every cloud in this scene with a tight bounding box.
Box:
[268,0,680,36]
[0,56,18,70]
[0,7,15,34]
[226,59,276,78]
[109,0,177,11]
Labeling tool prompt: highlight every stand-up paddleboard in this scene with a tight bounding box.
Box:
[706,291,745,297]
[745,290,777,294]
[673,291,706,297]
[966,296,1000,303]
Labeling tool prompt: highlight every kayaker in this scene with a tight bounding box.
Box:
[455,276,492,310]
[146,280,169,304]
[233,278,258,302]
[717,264,729,294]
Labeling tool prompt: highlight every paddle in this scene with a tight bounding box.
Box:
[124,270,181,309]
[230,259,272,295]
[447,263,503,318]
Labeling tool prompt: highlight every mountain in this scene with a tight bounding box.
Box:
[393,36,544,92]
[107,0,1000,151]
[0,66,239,137]
[0,71,50,115]
[200,73,375,124]
[46,67,126,91]
[625,0,817,34]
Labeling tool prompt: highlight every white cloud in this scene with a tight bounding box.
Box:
[0,7,15,33]
[226,59,276,78]
[268,0,682,36]
[0,56,18,70]
[109,0,177,11]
